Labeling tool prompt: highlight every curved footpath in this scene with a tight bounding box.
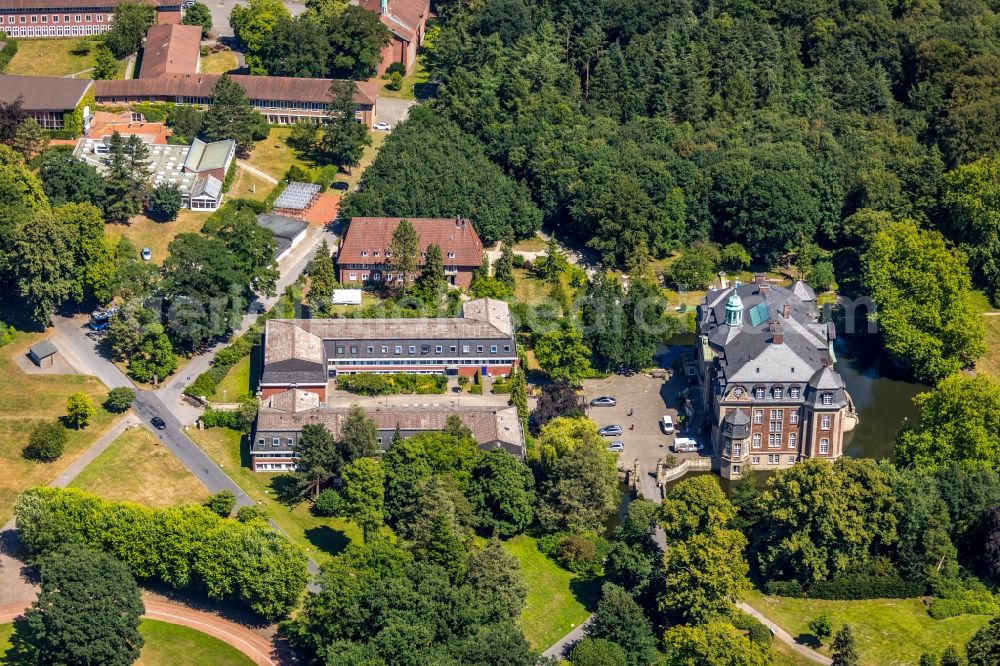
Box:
[737,602,832,665]
[0,598,278,666]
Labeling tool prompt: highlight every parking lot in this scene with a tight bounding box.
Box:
[581,373,710,498]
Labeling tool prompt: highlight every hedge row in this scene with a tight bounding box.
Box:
[729,609,772,646]
[336,372,447,396]
[929,590,1000,619]
[15,487,308,619]
[764,575,925,600]
[0,38,17,72]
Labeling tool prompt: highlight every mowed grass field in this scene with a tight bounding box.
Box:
[0,332,117,524]
[4,38,96,77]
[744,590,990,666]
[211,355,251,401]
[501,534,600,651]
[188,427,362,563]
[69,427,209,507]
[975,315,1000,379]
[0,620,254,666]
[199,50,238,75]
[105,209,210,265]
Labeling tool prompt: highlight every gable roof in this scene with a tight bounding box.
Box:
[338,217,483,268]
[0,0,165,9]
[0,75,92,111]
[94,74,379,106]
[183,137,233,172]
[29,340,57,359]
[361,0,428,41]
[190,174,222,199]
[139,23,201,79]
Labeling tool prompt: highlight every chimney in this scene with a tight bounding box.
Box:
[783,302,791,319]
[380,0,387,14]
[770,320,783,345]
[456,217,465,229]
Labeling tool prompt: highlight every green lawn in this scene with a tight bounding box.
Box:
[977,316,1000,379]
[105,209,209,266]
[511,235,547,252]
[188,427,362,563]
[245,127,313,181]
[0,620,253,665]
[70,427,209,507]
[212,356,251,401]
[227,166,273,202]
[501,534,600,651]
[0,331,118,525]
[5,38,96,77]
[377,56,430,100]
[199,50,238,75]
[744,590,990,666]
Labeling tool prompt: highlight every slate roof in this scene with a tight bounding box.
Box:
[139,24,201,79]
[0,75,92,111]
[338,217,483,268]
[700,278,836,383]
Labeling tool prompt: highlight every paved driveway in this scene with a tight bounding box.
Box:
[208,0,306,38]
[581,372,708,498]
[375,96,416,128]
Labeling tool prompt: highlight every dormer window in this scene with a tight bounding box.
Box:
[773,387,783,399]
[754,387,765,399]
[447,251,456,259]
[822,393,833,405]
[789,387,800,399]
[361,250,368,257]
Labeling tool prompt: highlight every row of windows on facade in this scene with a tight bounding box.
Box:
[732,436,830,456]
[27,112,65,130]
[255,462,296,471]
[346,270,458,281]
[2,12,108,22]
[333,358,515,368]
[749,409,833,429]
[334,343,511,356]
[256,436,386,449]
[3,23,108,36]
[733,385,835,405]
[354,249,460,260]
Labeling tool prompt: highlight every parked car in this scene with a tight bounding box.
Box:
[607,441,625,453]
[374,122,392,131]
[598,425,623,437]
[151,416,167,430]
[141,247,152,261]
[590,396,616,407]
[661,414,675,434]
[672,437,702,453]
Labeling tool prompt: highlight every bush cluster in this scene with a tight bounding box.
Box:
[14,487,308,619]
[729,610,773,646]
[336,372,447,396]
[537,531,610,575]
[764,575,925,600]
[0,38,16,71]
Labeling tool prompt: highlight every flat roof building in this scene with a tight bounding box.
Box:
[257,213,310,261]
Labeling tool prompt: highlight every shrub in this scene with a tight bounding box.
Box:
[104,387,136,413]
[469,383,483,395]
[763,580,803,597]
[204,490,236,517]
[0,38,17,72]
[928,583,1000,619]
[336,373,447,396]
[512,254,526,268]
[14,487,308,619]
[386,71,403,91]
[730,609,772,647]
[538,531,609,574]
[807,575,925,600]
[809,613,833,640]
[148,183,182,221]
[491,376,512,394]
[187,373,217,399]
[24,421,68,461]
[313,489,341,517]
[236,505,268,523]
[458,375,469,386]
[386,61,406,76]
[0,320,16,347]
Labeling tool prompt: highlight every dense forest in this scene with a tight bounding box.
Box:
[400,0,1000,298]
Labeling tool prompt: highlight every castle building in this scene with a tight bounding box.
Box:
[696,275,857,479]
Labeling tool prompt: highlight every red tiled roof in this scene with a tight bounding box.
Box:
[338,217,483,268]
[139,24,201,79]
[94,74,378,106]
[361,0,428,41]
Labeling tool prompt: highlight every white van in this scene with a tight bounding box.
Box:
[673,437,700,453]
[661,414,675,434]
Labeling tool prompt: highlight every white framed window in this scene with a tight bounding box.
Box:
[97,13,102,21]
[819,438,829,454]
[787,455,796,463]
[84,14,90,21]
[373,250,379,257]
[361,250,368,257]
[768,433,781,448]
[477,345,484,353]
[790,411,799,424]
[754,387,765,399]
[271,437,280,447]
[752,433,761,448]
[362,273,369,280]
[788,433,797,448]
[381,346,388,354]
[450,346,457,352]
[753,409,763,424]
[447,251,456,259]
[751,456,760,465]
[462,345,470,353]
[767,454,779,464]
[408,345,416,353]
[822,393,833,405]
[435,345,442,353]
[821,415,831,430]
[732,443,741,456]
[790,387,800,399]
[394,346,402,354]
[773,387,783,399]
[770,409,783,421]
[490,345,497,353]
[75,14,81,21]
[349,272,357,280]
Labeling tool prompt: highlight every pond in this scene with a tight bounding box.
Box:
[836,335,929,462]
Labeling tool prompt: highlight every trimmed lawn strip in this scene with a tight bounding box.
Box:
[188,427,362,563]
[0,621,254,666]
[245,127,312,181]
[975,316,1000,379]
[211,356,251,401]
[0,331,117,524]
[69,427,209,507]
[105,210,209,266]
[744,589,990,666]
[501,534,600,651]
[228,166,273,202]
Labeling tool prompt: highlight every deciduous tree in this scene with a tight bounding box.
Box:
[23,421,68,461]
[537,437,619,532]
[339,457,384,539]
[319,80,371,171]
[65,392,95,429]
[534,320,593,383]
[182,1,212,37]
[468,448,535,537]
[202,74,265,156]
[105,0,155,57]
[297,423,341,499]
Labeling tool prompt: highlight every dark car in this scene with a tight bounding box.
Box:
[590,396,616,407]
[151,416,167,430]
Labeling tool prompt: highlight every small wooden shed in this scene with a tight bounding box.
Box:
[28,339,58,368]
